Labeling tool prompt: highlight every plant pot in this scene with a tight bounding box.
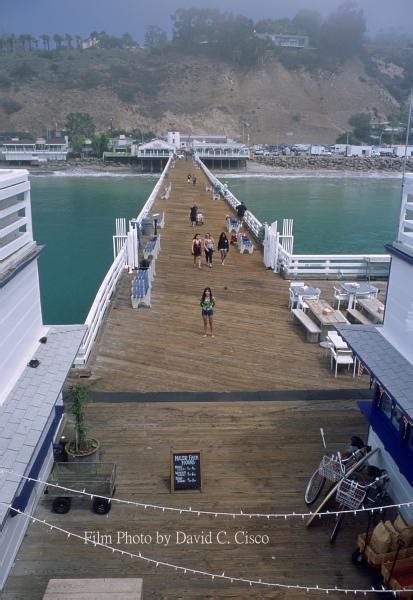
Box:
[65,438,100,461]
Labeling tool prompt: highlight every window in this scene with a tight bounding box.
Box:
[381,393,392,418]
[391,403,403,430]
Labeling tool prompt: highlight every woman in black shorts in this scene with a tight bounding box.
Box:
[192,233,202,269]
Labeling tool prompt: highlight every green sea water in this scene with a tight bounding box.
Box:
[31,172,401,325]
[31,174,157,325]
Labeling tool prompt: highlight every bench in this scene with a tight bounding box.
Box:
[143,235,160,259]
[291,308,321,343]
[226,216,241,233]
[346,308,372,325]
[238,235,254,254]
[131,269,151,308]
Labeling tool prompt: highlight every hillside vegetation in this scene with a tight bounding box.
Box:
[0,4,412,143]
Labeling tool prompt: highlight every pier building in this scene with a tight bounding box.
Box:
[338,174,413,522]
[2,158,393,598]
[0,170,85,588]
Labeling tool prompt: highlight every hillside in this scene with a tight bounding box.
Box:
[0,48,400,143]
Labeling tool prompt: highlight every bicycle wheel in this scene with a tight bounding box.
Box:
[305,469,326,505]
[330,513,344,544]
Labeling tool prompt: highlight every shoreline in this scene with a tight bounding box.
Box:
[1,157,409,178]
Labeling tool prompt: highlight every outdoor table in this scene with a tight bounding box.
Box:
[357,297,385,324]
[340,282,377,310]
[290,286,319,300]
[306,298,349,340]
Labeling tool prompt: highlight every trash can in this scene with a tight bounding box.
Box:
[141,218,153,236]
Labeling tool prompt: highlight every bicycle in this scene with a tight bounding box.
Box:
[329,466,389,544]
[304,436,370,506]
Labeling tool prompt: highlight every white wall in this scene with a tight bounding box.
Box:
[381,255,413,364]
[0,261,44,405]
[368,428,413,523]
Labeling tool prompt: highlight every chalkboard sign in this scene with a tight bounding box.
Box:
[171,452,202,492]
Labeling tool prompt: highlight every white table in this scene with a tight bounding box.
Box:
[340,282,377,310]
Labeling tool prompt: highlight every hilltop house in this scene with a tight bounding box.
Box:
[255,32,309,49]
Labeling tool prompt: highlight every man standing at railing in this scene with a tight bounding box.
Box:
[236,201,247,224]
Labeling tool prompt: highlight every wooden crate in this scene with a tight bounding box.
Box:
[381,558,413,599]
[357,533,413,568]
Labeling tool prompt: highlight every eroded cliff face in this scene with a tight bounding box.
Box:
[0,51,399,143]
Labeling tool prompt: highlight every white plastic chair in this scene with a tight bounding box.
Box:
[334,286,349,310]
[330,348,354,378]
[288,288,297,311]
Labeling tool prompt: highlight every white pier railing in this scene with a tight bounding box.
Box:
[74,155,173,367]
[195,155,391,280]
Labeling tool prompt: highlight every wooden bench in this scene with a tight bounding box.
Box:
[291,308,321,343]
[346,308,372,325]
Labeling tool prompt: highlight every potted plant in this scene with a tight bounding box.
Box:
[65,385,99,459]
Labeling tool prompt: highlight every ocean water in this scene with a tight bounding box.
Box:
[31,172,157,325]
[30,171,402,324]
[225,173,401,254]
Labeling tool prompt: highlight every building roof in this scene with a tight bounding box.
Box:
[336,324,413,415]
[0,325,86,525]
[137,139,175,151]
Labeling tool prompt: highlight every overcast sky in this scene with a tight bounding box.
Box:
[2,0,413,41]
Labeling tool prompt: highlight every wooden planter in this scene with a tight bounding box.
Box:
[65,438,100,461]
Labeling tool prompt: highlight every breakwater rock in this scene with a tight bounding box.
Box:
[255,156,413,172]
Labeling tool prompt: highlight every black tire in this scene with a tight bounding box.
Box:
[330,513,344,544]
[351,548,367,567]
[93,497,111,515]
[52,497,71,514]
[304,469,326,505]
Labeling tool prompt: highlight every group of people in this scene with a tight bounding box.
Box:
[187,174,197,185]
[191,232,229,269]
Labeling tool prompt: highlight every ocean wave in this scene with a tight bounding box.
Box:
[216,171,404,180]
[30,169,158,179]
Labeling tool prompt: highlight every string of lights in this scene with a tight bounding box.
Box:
[1,466,412,520]
[5,505,412,596]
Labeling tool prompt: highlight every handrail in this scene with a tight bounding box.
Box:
[74,155,173,366]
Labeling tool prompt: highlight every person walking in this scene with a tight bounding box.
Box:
[192,233,202,269]
[200,287,215,337]
[192,175,197,186]
[236,201,247,224]
[189,205,198,228]
[203,233,215,268]
[187,173,192,184]
[217,232,229,265]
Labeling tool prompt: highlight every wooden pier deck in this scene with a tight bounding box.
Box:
[86,157,379,394]
[2,159,386,599]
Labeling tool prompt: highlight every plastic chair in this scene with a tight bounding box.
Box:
[334,286,349,310]
[330,348,354,378]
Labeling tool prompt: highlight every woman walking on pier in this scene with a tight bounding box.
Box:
[204,233,215,268]
[192,233,202,269]
[218,232,229,265]
[200,287,215,337]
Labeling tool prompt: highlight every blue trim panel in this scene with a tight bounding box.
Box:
[11,405,63,513]
[358,400,413,485]
[0,245,44,289]
[385,243,413,266]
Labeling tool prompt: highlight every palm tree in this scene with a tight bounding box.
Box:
[27,35,35,52]
[7,34,16,52]
[65,33,73,50]
[40,34,49,50]
[18,34,27,52]
[53,33,63,49]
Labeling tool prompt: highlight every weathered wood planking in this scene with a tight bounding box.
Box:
[3,400,374,600]
[85,158,384,393]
